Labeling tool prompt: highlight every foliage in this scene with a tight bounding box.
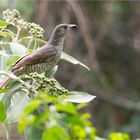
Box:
[18,94,96,140]
[109,133,130,140]
[0,9,133,140]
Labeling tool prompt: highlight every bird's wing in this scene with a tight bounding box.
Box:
[12,44,58,71]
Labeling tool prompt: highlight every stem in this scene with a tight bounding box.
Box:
[15,27,21,42]
[1,45,6,71]
[26,37,34,53]
[1,29,16,41]
[18,36,32,43]
[33,39,37,51]
[35,38,47,44]
[18,36,47,44]
[0,25,7,32]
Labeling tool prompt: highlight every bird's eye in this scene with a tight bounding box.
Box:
[63,26,68,29]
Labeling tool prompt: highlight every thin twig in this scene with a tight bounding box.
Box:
[15,28,21,42]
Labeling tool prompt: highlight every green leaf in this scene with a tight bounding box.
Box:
[18,115,36,133]
[42,125,65,140]
[3,29,16,37]
[0,88,9,94]
[65,91,96,103]
[0,50,21,67]
[109,132,130,140]
[18,100,41,132]
[10,42,27,56]
[0,101,7,123]
[0,70,24,84]
[0,31,11,38]
[73,125,86,139]
[24,126,43,140]
[23,100,41,116]
[6,92,30,123]
[61,52,90,71]
[6,55,21,67]
[56,102,77,115]
[35,112,48,127]
[0,20,8,26]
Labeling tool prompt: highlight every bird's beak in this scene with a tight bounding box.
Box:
[69,24,78,30]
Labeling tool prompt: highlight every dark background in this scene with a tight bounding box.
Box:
[0,0,140,139]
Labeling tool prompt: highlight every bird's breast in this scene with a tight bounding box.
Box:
[19,60,58,74]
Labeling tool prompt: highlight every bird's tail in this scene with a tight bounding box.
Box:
[0,77,12,89]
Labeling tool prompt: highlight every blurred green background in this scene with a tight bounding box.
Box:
[0,0,140,139]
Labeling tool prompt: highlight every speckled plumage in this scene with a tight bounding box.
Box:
[0,24,77,89]
[18,59,59,74]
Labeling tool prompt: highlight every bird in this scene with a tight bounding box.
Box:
[0,24,77,89]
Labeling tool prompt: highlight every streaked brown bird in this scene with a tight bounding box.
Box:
[0,24,77,89]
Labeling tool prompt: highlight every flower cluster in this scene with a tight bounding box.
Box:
[2,9,28,29]
[2,9,20,24]
[28,73,69,97]
[28,23,44,38]
[17,19,28,29]
[2,9,44,38]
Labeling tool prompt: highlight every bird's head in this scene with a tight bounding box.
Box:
[49,24,78,47]
[53,24,77,37]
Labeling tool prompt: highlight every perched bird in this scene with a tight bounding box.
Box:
[0,24,77,89]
